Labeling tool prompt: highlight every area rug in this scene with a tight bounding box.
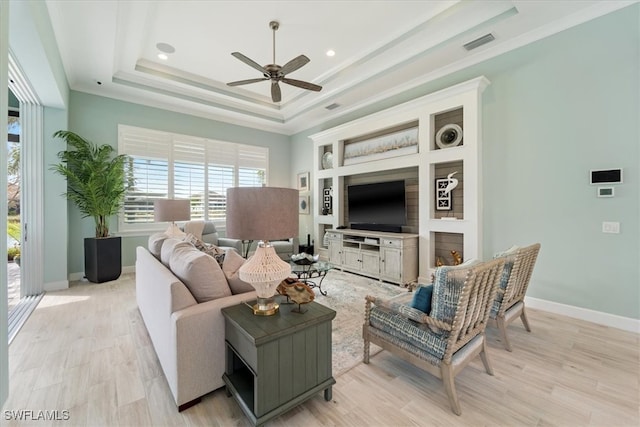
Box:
[310,269,408,376]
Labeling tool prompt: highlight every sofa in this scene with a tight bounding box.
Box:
[136,233,257,410]
[247,238,299,260]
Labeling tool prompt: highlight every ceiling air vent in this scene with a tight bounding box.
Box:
[325,103,340,111]
[463,33,495,51]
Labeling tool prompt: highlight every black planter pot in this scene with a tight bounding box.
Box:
[84,236,122,283]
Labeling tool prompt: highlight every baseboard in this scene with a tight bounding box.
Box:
[525,296,640,334]
[123,265,135,274]
[44,280,69,291]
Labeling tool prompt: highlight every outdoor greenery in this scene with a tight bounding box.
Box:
[51,130,134,238]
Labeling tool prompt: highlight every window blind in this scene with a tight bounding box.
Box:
[118,125,268,232]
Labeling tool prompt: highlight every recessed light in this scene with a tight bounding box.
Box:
[158,53,168,61]
[156,42,175,54]
[326,50,335,57]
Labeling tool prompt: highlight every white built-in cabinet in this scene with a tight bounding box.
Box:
[310,76,489,283]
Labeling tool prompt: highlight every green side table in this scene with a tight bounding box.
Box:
[222,300,336,427]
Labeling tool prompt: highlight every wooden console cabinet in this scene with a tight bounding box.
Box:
[325,229,418,285]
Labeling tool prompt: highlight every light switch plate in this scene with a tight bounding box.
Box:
[602,221,620,234]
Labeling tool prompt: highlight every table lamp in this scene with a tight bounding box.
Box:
[154,199,191,237]
[226,187,299,315]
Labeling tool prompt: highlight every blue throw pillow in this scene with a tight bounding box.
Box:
[410,284,434,314]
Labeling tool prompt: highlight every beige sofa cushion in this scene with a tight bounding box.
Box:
[222,250,255,295]
[161,238,185,268]
[148,232,169,259]
[169,243,232,303]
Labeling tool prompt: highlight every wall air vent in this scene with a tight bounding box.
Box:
[463,33,495,51]
[325,103,340,111]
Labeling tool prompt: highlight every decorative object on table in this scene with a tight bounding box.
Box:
[323,187,332,214]
[291,252,319,265]
[297,171,310,192]
[435,177,453,211]
[277,277,298,303]
[299,195,310,214]
[442,171,459,195]
[154,199,191,237]
[451,250,462,265]
[278,280,315,313]
[51,130,134,283]
[435,123,463,149]
[226,186,299,316]
[322,151,333,169]
[343,126,418,165]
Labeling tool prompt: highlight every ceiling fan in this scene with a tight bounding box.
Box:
[227,21,322,103]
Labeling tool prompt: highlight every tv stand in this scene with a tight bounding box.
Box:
[325,229,418,286]
[351,223,402,233]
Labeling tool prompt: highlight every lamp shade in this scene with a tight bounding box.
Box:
[154,199,191,222]
[226,187,299,241]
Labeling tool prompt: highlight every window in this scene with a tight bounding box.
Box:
[118,125,268,233]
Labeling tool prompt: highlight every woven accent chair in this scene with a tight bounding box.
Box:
[490,243,541,351]
[363,258,505,415]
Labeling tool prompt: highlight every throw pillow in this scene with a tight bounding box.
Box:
[169,244,232,303]
[493,245,520,291]
[160,238,185,268]
[222,250,255,295]
[148,232,169,259]
[410,284,434,314]
[183,233,226,267]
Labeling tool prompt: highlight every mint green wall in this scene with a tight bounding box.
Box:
[67,91,291,273]
[292,6,639,319]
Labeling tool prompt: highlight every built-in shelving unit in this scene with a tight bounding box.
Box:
[310,76,489,282]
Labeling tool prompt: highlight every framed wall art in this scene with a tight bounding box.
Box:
[297,172,310,192]
[299,195,310,214]
[435,178,452,210]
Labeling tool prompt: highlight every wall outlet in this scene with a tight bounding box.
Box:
[602,221,620,234]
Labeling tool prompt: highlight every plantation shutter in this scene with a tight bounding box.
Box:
[118,125,269,232]
[119,127,171,224]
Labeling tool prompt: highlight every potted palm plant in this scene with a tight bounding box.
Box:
[52,130,134,283]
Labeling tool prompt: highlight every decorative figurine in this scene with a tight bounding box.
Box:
[278,280,315,313]
[451,250,462,265]
[436,257,444,267]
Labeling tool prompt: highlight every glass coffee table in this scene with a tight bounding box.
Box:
[289,260,333,296]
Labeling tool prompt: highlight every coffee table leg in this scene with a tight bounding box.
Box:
[324,386,332,401]
[315,272,328,296]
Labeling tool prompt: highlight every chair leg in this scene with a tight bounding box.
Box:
[497,316,512,352]
[520,307,532,332]
[479,335,494,376]
[363,331,370,364]
[441,363,462,415]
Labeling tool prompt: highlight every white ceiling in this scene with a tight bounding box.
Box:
[43,0,632,135]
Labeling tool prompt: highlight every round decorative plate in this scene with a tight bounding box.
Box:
[435,124,463,149]
[322,151,333,169]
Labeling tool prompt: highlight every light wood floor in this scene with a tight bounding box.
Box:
[3,273,639,426]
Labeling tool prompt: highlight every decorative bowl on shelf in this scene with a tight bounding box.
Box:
[291,252,319,265]
[322,152,333,169]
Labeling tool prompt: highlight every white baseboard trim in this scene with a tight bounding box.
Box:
[69,266,135,282]
[44,280,69,291]
[525,296,640,334]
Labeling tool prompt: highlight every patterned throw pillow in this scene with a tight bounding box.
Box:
[183,233,226,267]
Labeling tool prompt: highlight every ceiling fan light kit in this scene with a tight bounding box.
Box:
[227,20,322,103]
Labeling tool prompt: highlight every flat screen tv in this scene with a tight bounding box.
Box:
[347,180,406,232]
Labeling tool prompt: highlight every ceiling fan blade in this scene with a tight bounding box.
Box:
[281,78,322,92]
[227,78,269,87]
[271,82,281,103]
[280,55,310,76]
[231,52,268,75]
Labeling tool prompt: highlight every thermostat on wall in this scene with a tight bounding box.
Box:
[597,187,615,198]
[590,168,622,185]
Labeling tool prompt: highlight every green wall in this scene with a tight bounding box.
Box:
[67,92,291,273]
[291,5,639,319]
